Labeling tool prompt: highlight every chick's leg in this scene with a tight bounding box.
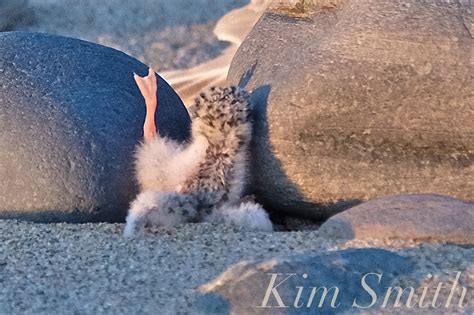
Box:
[134,68,158,142]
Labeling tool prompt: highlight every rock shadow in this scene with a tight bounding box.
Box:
[239,65,361,222]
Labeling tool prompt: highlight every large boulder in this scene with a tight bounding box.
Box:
[198,248,413,314]
[0,32,191,222]
[0,0,28,30]
[319,194,474,244]
[228,0,474,220]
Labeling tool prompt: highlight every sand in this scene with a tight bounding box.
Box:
[2,1,473,314]
[0,220,472,314]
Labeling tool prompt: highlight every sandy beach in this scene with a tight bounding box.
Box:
[1,0,473,313]
[1,220,472,313]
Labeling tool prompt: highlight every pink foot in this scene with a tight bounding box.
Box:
[134,68,158,142]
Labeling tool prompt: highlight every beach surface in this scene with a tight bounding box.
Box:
[2,1,473,313]
[1,220,472,313]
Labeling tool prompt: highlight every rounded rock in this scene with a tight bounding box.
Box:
[228,0,474,220]
[319,194,474,244]
[199,248,413,313]
[0,32,191,222]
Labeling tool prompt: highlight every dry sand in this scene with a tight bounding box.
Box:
[3,1,473,314]
[0,220,472,314]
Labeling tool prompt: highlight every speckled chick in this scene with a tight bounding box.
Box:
[124,71,272,237]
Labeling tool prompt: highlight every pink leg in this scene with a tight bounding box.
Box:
[134,68,158,142]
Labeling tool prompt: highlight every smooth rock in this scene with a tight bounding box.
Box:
[319,194,474,244]
[228,0,474,220]
[198,248,413,314]
[0,0,28,30]
[0,32,190,222]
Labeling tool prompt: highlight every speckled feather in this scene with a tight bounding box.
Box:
[181,86,252,217]
[124,86,273,236]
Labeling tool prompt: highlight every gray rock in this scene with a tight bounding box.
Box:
[198,248,413,314]
[0,32,190,222]
[228,0,474,220]
[0,0,28,30]
[319,194,474,244]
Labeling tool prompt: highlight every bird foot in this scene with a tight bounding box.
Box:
[134,68,158,141]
